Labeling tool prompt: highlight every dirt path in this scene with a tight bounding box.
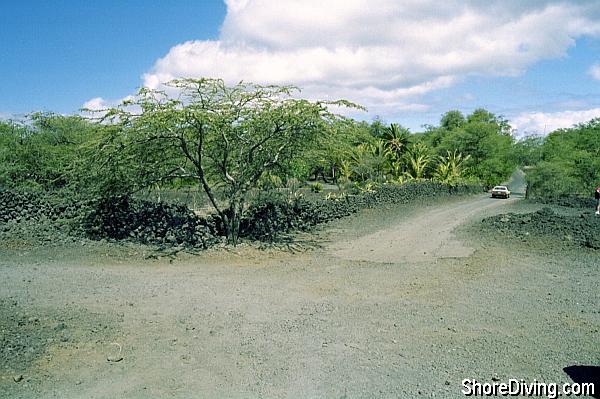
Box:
[332,169,527,263]
[331,194,519,263]
[1,176,598,398]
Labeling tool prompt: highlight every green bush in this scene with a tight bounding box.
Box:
[310,182,323,193]
[526,118,600,199]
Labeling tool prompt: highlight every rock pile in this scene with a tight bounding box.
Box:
[0,189,56,223]
[1,182,482,248]
[241,182,482,240]
[0,188,82,247]
[82,196,221,248]
[484,207,600,249]
[536,196,596,209]
[0,188,220,249]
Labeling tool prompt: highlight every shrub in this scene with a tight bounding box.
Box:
[310,182,324,193]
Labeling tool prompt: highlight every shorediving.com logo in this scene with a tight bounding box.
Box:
[462,378,595,398]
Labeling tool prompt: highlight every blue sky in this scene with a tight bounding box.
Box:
[1,1,226,113]
[2,0,600,135]
[404,37,600,132]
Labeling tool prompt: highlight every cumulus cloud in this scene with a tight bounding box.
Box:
[82,95,136,111]
[80,95,136,120]
[589,63,600,80]
[86,0,600,119]
[82,97,109,111]
[511,108,600,136]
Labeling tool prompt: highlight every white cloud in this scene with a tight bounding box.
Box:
[511,108,600,136]
[82,95,135,111]
[82,97,109,111]
[91,0,600,119]
[80,95,136,120]
[83,96,134,111]
[589,63,600,80]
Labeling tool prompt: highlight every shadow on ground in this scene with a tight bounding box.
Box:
[563,365,599,398]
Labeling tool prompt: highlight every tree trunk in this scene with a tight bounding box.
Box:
[225,196,244,246]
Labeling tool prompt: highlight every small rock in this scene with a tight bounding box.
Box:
[53,322,66,331]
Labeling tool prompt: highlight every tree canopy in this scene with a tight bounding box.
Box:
[526,118,600,198]
[88,78,359,243]
[416,108,516,187]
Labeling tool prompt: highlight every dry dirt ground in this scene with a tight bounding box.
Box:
[1,185,598,398]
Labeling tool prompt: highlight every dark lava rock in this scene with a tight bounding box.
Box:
[535,196,596,209]
[483,207,600,249]
[82,196,221,249]
[241,181,483,241]
[2,182,482,249]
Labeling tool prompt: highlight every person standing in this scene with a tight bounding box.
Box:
[595,186,600,215]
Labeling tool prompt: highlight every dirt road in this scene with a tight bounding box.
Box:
[332,170,527,263]
[331,194,520,263]
[1,183,598,398]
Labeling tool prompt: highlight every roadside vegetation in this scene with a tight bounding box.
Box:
[521,118,600,200]
[1,78,599,249]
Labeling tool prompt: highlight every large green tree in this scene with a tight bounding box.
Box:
[436,108,515,187]
[91,78,357,244]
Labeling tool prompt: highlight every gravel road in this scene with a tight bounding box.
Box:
[1,185,598,398]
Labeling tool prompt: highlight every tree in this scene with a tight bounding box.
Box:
[434,150,470,186]
[92,78,359,244]
[381,123,410,161]
[299,119,373,183]
[0,120,28,187]
[437,108,515,187]
[0,114,96,190]
[513,135,544,167]
[404,142,431,180]
[440,110,465,131]
[526,118,600,198]
[349,142,388,183]
[369,116,387,138]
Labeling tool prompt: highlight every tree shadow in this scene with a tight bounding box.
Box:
[563,365,599,398]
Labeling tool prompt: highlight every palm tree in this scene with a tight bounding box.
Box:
[434,150,470,185]
[350,141,390,183]
[349,143,373,182]
[404,142,431,180]
[369,140,390,182]
[381,123,410,161]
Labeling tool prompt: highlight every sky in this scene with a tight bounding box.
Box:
[2,0,600,137]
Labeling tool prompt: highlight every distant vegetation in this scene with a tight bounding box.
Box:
[1,78,598,244]
[523,119,600,199]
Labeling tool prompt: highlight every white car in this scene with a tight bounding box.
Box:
[491,185,510,199]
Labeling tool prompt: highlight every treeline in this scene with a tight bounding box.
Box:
[0,78,543,243]
[0,108,516,195]
[0,112,95,191]
[296,108,516,189]
[521,118,600,199]
[7,94,599,207]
